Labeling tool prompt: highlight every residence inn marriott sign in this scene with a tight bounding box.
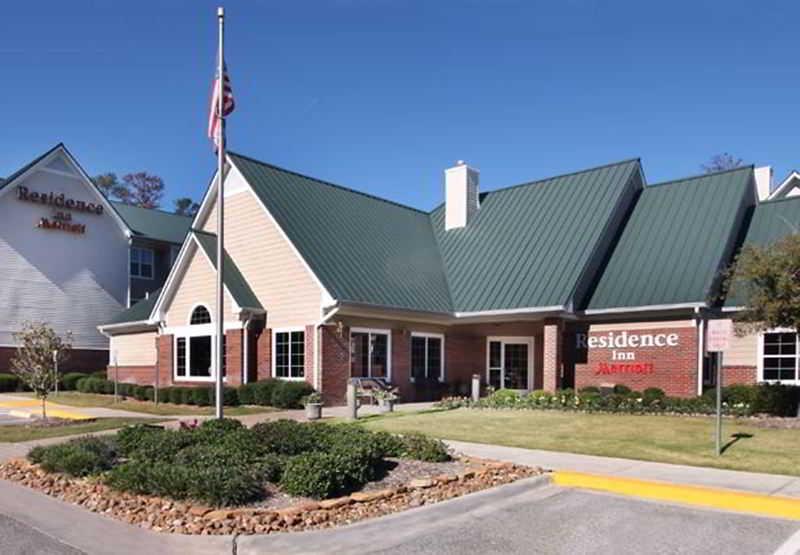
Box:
[0,144,191,373]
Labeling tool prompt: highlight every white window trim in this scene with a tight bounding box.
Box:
[757,329,800,385]
[410,332,445,383]
[486,336,535,391]
[350,327,393,381]
[174,323,216,383]
[130,246,155,280]
[272,327,307,381]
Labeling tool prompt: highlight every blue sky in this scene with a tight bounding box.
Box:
[1,1,798,211]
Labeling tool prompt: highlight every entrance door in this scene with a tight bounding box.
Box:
[487,337,534,391]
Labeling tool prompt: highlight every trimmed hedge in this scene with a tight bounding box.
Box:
[271,380,314,409]
[439,383,800,417]
[61,373,89,391]
[0,374,20,392]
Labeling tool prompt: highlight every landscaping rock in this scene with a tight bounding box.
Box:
[0,456,541,537]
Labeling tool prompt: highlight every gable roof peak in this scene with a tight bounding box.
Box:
[228,150,429,216]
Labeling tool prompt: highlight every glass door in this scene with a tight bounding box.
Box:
[487,337,533,391]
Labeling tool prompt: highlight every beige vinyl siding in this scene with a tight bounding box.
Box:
[200,187,323,328]
[111,332,157,365]
[164,246,236,327]
[723,332,758,367]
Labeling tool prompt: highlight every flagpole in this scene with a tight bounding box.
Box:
[215,5,225,420]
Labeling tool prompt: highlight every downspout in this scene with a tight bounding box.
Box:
[695,307,705,396]
[314,305,341,392]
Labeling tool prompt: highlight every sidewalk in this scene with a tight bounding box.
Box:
[447,440,800,498]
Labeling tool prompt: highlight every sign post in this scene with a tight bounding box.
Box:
[707,319,733,457]
[52,350,59,397]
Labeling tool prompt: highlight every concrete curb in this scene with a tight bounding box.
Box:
[554,471,800,521]
[238,475,555,554]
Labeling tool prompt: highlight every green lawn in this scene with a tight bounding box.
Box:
[30,392,277,417]
[361,408,800,477]
[0,418,160,443]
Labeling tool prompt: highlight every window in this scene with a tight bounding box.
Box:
[190,306,211,324]
[173,305,216,381]
[762,332,799,382]
[350,328,391,379]
[273,330,305,379]
[130,247,154,279]
[410,333,444,381]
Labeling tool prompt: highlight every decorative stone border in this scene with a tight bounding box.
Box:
[0,457,541,535]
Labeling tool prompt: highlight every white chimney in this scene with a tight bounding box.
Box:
[445,160,480,230]
[754,166,773,201]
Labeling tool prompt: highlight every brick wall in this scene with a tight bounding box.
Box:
[106,365,163,386]
[320,324,350,405]
[254,326,271,381]
[304,325,315,388]
[542,320,563,392]
[1,347,108,374]
[444,334,485,391]
[723,365,758,386]
[569,325,699,397]
[225,329,243,386]
[157,334,173,385]
[392,329,412,401]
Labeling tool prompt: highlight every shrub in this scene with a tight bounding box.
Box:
[200,417,244,435]
[0,374,20,392]
[124,428,199,463]
[400,433,450,462]
[90,370,108,380]
[133,386,149,401]
[29,436,117,477]
[642,387,666,405]
[252,379,279,406]
[192,387,213,407]
[612,384,632,395]
[223,386,240,406]
[107,461,193,499]
[115,424,164,456]
[251,419,317,455]
[168,387,186,404]
[271,381,315,409]
[237,383,258,405]
[255,453,287,483]
[578,386,600,394]
[280,452,342,498]
[60,372,88,391]
[144,387,156,402]
[751,383,799,417]
[483,389,521,408]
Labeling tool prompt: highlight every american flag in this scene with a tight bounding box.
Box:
[208,55,235,149]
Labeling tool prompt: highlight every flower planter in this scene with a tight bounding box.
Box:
[305,403,322,420]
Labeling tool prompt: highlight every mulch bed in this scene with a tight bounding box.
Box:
[0,456,541,535]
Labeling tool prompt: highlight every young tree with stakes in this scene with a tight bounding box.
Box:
[10,323,72,420]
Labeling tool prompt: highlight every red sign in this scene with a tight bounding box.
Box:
[595,362,655,375]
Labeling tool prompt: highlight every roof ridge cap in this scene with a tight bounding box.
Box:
[479,157,641,197]
[112,201,193,219]
[228,151,429,216]
[649,165,754,188]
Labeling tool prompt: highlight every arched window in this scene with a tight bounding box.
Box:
[190,305,211,325]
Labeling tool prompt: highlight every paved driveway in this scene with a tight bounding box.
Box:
[1,471,799,555]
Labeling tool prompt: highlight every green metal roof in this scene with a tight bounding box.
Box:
[432,159,642,312]
[192,230,263,311]
[725,196,800,307]
[103,289,160,326]
[112,202,192,245]
[585,166,755,311]
[230,152,453,313]
[232,153,641,313]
